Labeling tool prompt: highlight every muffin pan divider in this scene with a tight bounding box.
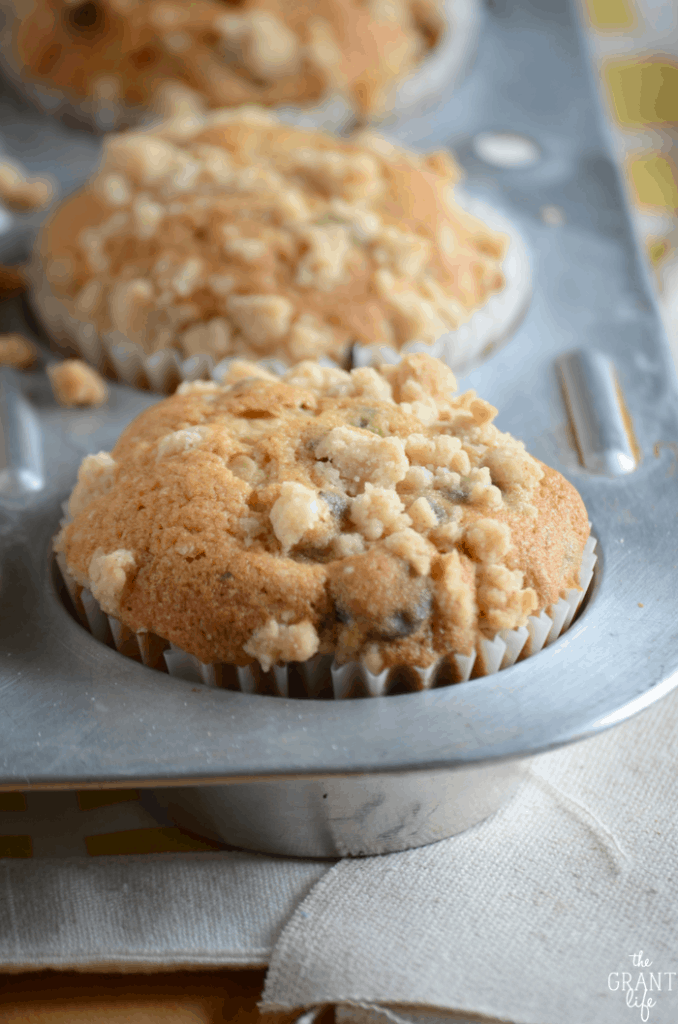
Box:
[558,349,639,475]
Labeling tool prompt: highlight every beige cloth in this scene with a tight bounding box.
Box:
[0,851,327,971]
[261,686,678,1023]
[3,690,678,1024]
[0,790,330,971]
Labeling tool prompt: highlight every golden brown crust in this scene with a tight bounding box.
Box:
[55,354,590,672]
[13,0,444,118]
[37,110,507,368]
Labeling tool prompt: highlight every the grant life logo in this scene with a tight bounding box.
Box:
[608,951,676,1021]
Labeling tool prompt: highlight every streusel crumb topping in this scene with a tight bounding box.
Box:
[56,353,590,672]
[38,110,507,367]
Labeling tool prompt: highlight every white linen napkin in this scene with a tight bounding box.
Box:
[3,686,678,1024]
[261,684,678,1024]
[0,851,327,972]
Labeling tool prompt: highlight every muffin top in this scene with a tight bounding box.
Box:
[12,0,444,118]
[37,109,507,368]
[55,353,590,673]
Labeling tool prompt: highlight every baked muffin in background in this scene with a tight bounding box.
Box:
[3,0,455,129]
[32,108,529,391]
[55,354,595,696]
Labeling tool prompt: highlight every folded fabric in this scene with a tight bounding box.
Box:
[0,850,327,971]
[0,789,330,971]
[262,685,678,1024]
[3,691,678,1023]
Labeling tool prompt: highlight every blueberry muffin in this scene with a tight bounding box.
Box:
[33,110,526,389]
[4,0,447,126]
[55,354,591,685]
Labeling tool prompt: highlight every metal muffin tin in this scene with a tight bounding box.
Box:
[1,0,678,857]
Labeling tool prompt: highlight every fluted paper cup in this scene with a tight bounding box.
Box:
[55,534,597,700]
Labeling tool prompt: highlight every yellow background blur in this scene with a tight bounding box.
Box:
[584,0,678,353]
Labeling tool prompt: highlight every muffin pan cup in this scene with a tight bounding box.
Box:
[0,0,481,135]
[0,327,672,855]
[2,0,678,857]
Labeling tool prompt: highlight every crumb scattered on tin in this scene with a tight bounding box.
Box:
[0,159,54,212]
[0,332,37,369]
[48,359,109,407]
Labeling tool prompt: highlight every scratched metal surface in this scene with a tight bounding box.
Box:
[0,0,677,788]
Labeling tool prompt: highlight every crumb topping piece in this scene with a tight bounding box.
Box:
[56,353,590,673]
[244,618,320,674]
[0,333,37,369]
[67,451,118,518]
[88,548,136,616]
[39,111,508,368]
[48,359,109,407]
[270,481,325,552]
[0,158,53,212]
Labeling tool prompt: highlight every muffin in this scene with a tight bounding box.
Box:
[54,353,596,698]
[1,0,475,131]
[31,109,530,391]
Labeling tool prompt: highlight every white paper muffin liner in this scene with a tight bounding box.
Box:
[55,534,597,700]
[352,192,532,377]
[28,185,530,393]
[28,259,341,391]
[0,0,479,136]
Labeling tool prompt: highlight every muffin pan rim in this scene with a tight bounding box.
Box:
[2,0,678,791]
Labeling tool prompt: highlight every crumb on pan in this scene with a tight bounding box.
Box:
[0,159,54,212]
[0,333,37,369]
[56,353,591,674]
[48,359,109,407]
[37,110,508,368]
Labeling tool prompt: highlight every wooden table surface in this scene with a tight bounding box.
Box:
[0,969,314,1024]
